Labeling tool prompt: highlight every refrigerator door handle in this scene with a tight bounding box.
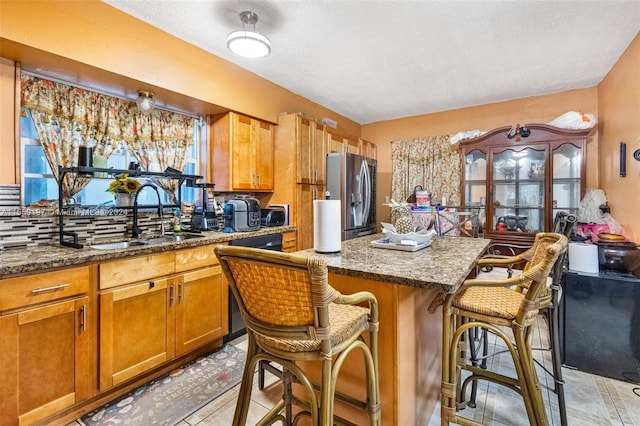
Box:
[362,159,371,226]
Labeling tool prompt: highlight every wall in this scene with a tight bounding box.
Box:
[0,57,17,183]
[362,89,599,226]
[597,33,640,241]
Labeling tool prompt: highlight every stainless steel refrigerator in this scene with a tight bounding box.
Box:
[326,153,376,240]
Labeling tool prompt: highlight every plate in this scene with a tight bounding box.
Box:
[370,239,432,252]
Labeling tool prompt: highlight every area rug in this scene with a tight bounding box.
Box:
[81,344,245,426]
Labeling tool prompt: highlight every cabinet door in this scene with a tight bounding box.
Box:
[174,267,224,356]
[491,147,547,234]
[231,113,255,190]
[552,143,583,219]
[312,121,327,185]
[296,184,323,250]
[282,230,298,252]
[360,138,377,160]
[297,116,315,184]
[0,297,90,426]
[326,127,345,154]
[344,134,360,155]
[99,278,173,390]
[253,119,274,190]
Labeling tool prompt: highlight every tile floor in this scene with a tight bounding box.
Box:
[71,322,640,426]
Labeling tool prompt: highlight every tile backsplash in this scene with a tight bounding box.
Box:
[0,210,180,249]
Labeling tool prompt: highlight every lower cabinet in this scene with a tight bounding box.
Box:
[0,296,91,426]
[99,250,224,391]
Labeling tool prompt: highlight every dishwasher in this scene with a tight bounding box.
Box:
[224,233,283,343]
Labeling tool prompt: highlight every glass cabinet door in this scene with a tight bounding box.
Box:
[464,150,486,205]
[552,143,582,218]
[492,148,545,234]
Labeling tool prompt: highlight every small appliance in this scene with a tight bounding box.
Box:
[260,207,285,227]
[191,183,219,231]
[223,198,261,232]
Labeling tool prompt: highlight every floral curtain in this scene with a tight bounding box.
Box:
[391,135,461,206]
[127,111,195,204]
[20,73,195,204]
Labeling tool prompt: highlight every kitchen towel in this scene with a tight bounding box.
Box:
[568,242,599,273]
[314,200,341,253]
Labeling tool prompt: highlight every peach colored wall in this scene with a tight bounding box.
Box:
[0,0,359,133]
[0,57,17,183]
[598,33,640,241]
[362,89,599,225]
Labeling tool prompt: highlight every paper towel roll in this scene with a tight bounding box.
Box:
[314,200,341,253]
[568,242,599,273]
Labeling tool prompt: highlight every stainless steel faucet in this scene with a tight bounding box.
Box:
[132,183,165,238]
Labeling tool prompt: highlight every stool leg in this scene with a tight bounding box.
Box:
[516,326,549,426]
[234,332,259,425]
[549,306,568,426]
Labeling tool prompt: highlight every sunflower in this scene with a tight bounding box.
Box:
[106,173,141,194]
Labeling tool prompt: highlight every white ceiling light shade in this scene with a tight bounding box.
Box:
[227,11,271,59]
[136,91,155,113]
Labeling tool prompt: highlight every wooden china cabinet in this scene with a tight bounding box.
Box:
[459,123,594,248]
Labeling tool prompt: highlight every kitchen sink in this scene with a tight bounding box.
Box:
[89,240,149,250]
[142,233,205,244]
[89,233,204,250]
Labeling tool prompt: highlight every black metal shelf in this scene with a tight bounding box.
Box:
[57,166,203,248]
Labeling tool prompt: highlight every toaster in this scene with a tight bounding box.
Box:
[260,208,286,227]
[223,198,261,232]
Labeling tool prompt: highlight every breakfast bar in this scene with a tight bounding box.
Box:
[296,234,490,426]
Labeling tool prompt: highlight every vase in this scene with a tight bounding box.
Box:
[114,193,134,207]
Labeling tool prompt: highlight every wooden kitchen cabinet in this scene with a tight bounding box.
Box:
[0,267,91,426]
[326,126,346,154]
[360,138,377,160]
[459,123,593,246]
[296,184,324,250]
[281,230,298,253]
[99,247,225,390]
[273,113,376,250]
[211,112,275,191]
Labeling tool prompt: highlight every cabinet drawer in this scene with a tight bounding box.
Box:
[282,231,297,252]
[175,245,218,272]
[0,266,90,311]
[99,252,175,290]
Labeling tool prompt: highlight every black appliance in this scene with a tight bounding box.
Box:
[223,198,261,232]
[260,207,286,227]
[325,152,376,240]
[191,183,218,231]
[561,270,640,383]
[224,233,283,342]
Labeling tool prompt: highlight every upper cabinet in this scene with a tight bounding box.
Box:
[211,112,275,191]
[459,124,593,245]
[0,58,18,185]
[295,115,326,185]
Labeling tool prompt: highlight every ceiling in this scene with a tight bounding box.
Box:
[103,0,639,125]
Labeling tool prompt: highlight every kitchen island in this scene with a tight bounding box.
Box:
[295,234,490,426]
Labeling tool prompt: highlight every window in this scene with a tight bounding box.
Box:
[20,110,200,208]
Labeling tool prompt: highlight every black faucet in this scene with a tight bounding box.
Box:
[132,183,165,238]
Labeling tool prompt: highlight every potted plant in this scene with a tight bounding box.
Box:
[107,173,141,206]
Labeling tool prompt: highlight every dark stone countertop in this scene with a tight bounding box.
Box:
[295,233,490,294]
[0,226,296,278]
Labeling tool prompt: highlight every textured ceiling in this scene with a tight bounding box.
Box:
[103,0,640,124]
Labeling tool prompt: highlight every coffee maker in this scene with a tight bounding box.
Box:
[191,183,219,231]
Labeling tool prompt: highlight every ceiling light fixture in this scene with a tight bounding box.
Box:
[227,11,271,59]
[136,91,155,113]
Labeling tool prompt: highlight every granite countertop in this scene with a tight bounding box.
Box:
[295,233,490,294]
[0,226,296,278]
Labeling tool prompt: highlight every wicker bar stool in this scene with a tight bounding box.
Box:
[432,232,568,425]
[215,245,380,426]
[466,212,576,425]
